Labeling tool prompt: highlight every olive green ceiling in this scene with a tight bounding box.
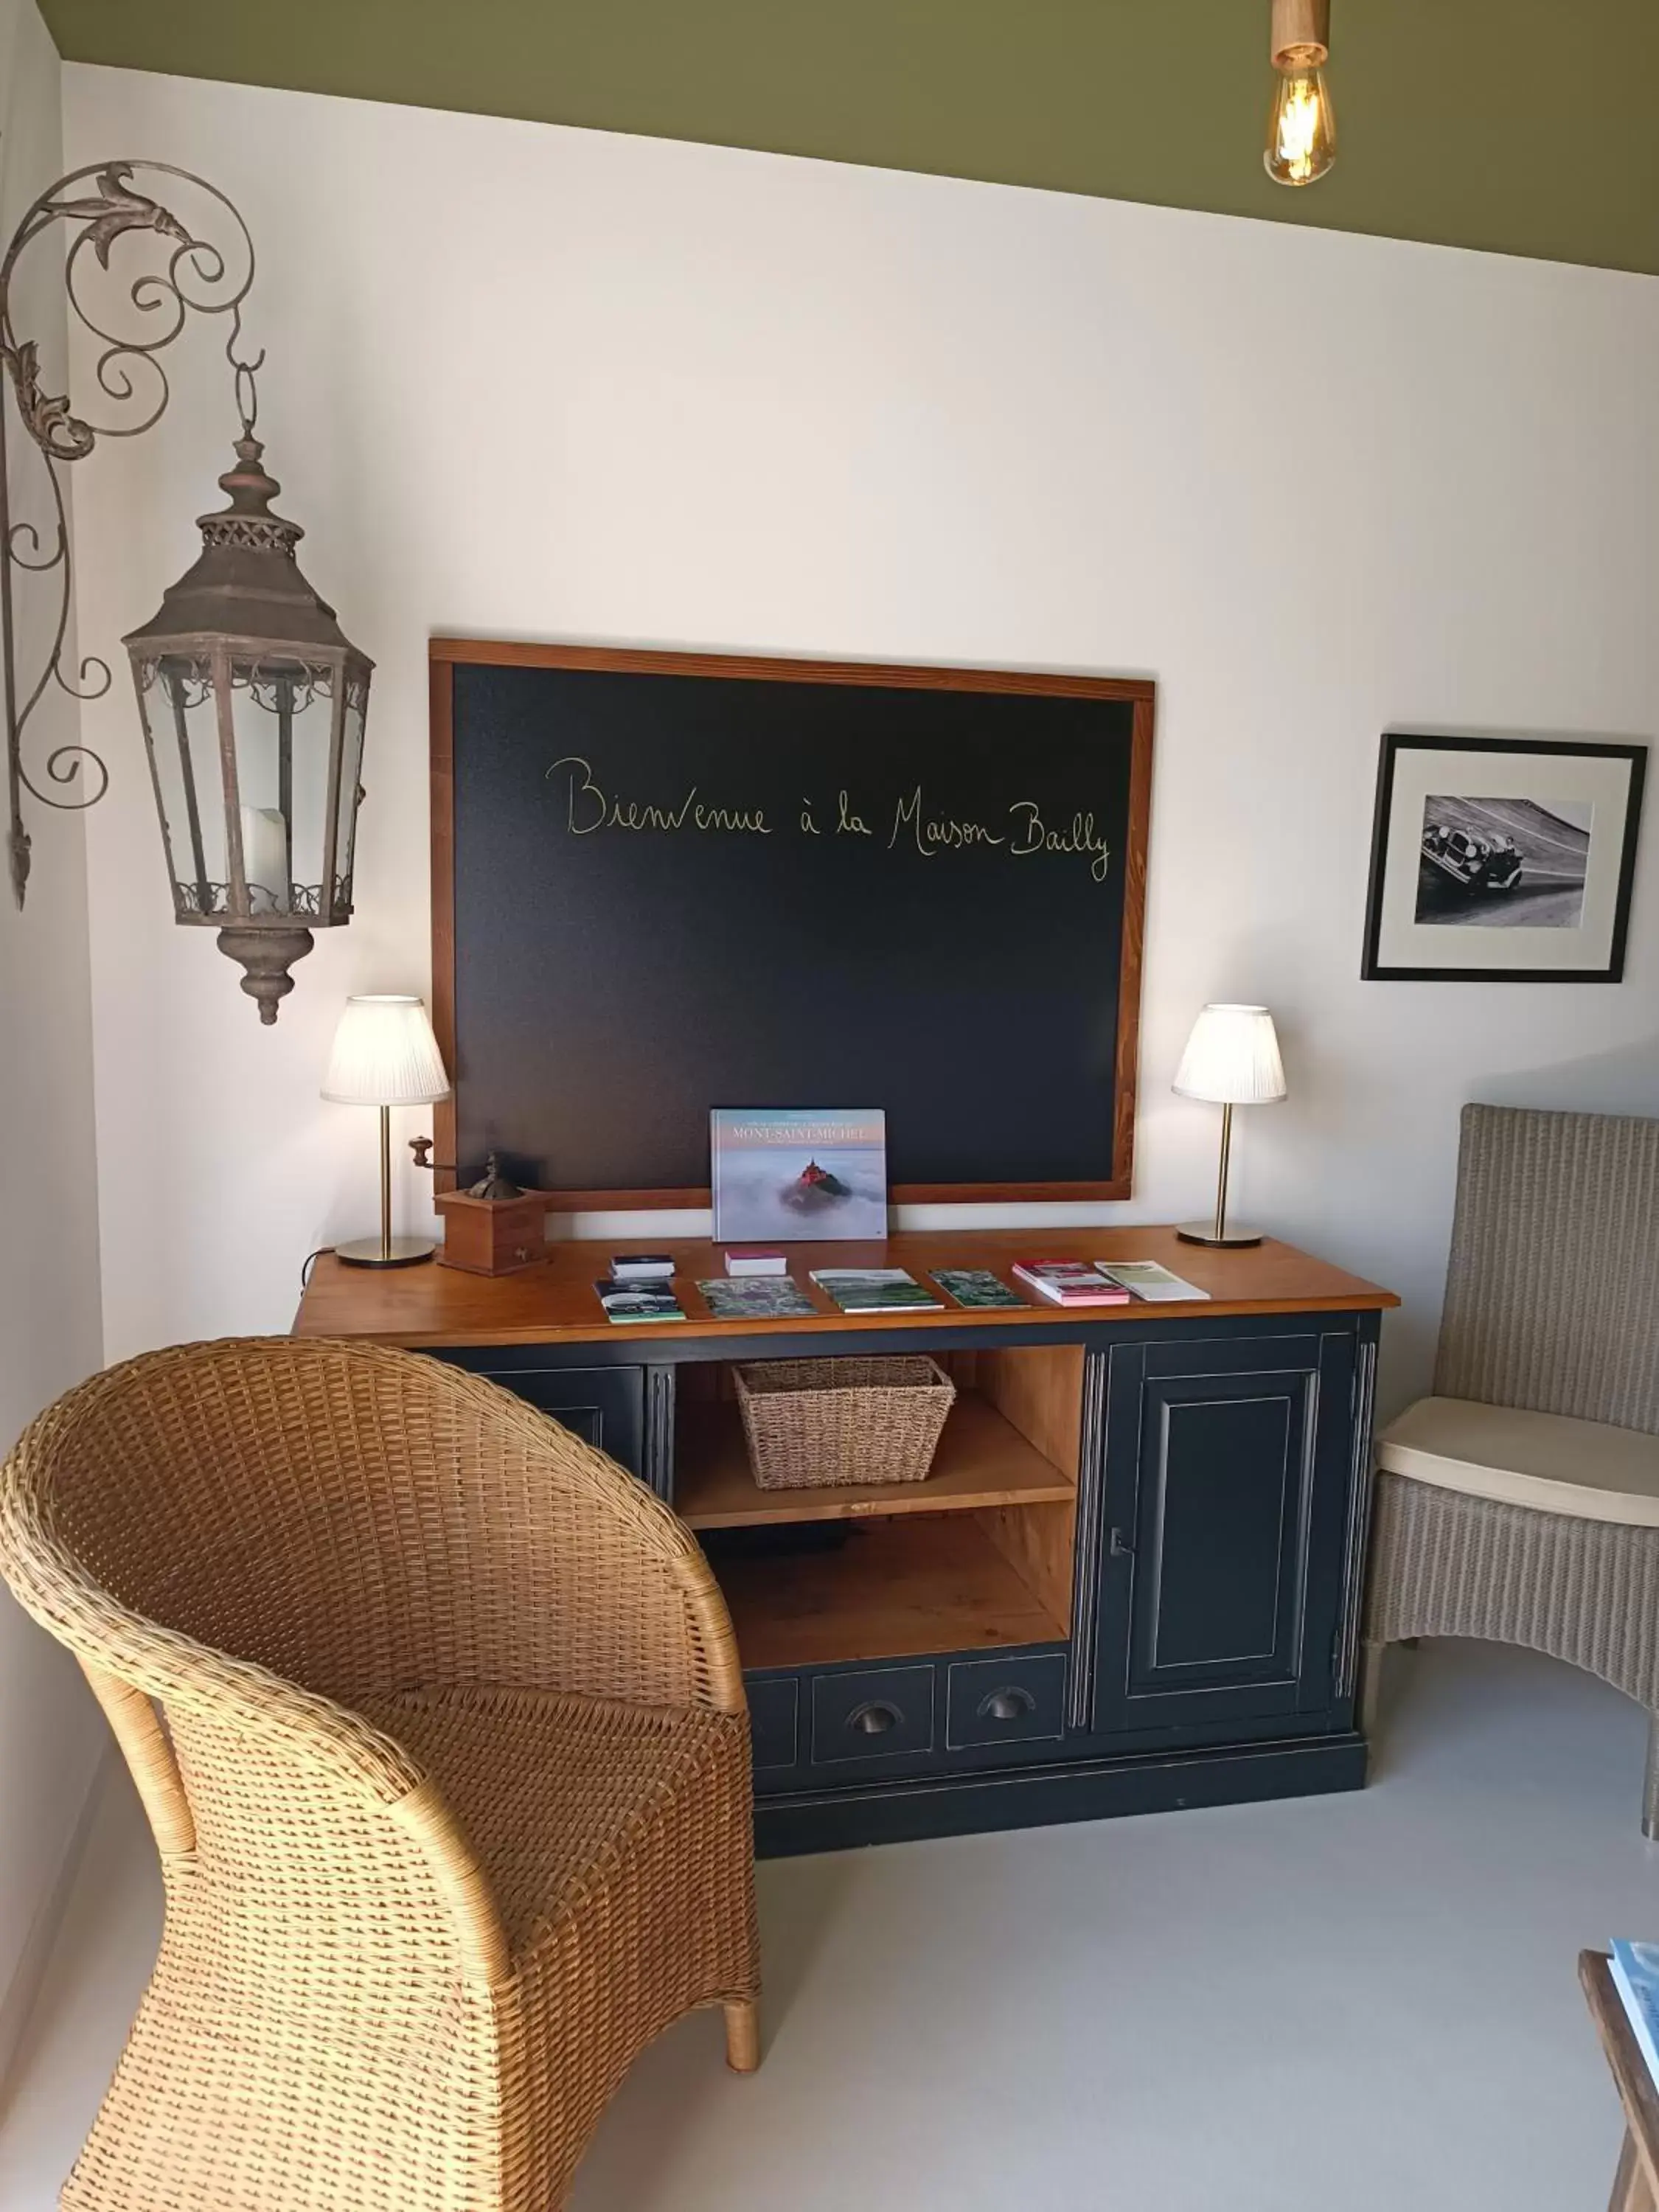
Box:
[37,0,1659,276]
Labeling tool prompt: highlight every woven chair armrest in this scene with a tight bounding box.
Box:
[0,1502,422,1804]
[450,1379,747,1714]
[653,1512,746,1715]
[7,1541,517,1989]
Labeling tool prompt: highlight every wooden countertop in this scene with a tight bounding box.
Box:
[293,1226,1397,1349]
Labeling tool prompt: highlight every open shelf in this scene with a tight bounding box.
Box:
[709,1514,1069,1671]
[684,1344,1082,1671]
[675,1390,1076,1530]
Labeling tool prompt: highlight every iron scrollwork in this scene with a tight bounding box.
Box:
[0,161,260,907]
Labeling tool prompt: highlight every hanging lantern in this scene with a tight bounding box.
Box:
[2,162,373,1020]
[123,432,373,1023]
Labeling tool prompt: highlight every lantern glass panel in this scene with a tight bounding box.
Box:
[136,654,229,918]
[229,657,337,917]
[333,671,368,916]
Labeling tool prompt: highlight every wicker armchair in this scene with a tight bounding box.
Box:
[1363,1105,1659,1832]
[0,1337,760,2212]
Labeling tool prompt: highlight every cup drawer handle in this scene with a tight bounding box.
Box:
[977,1686,1037,1723]
[846,1699,902,1736]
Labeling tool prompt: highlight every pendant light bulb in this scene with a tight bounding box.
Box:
[1265,65,1337,186]
[1265,0,1336,188]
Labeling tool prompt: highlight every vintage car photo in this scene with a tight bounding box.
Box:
[1363,734,1644,983]
[1421,821,1524,893]
[1415,796,1590,928]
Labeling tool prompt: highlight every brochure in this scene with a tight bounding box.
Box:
[697,1276,818,1321]
[1096,1260,1210,1303]
[810,1268,943,1314]
[594,1279,684,1325]
[931,1268,1025,1310]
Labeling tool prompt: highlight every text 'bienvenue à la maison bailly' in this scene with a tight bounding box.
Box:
[546,757,1111,882]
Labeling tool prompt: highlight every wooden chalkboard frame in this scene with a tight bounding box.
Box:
[429,639,1155,1208]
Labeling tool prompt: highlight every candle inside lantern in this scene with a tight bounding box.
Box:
[239,805,288,914]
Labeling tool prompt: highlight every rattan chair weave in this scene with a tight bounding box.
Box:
[0,1336,760,2212]
[1433,1104,1659,1433]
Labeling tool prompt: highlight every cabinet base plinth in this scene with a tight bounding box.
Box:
[754,1731,1367,1857]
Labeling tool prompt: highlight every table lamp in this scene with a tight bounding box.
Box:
[1172,1004,1287,1248]
[322,995,451,1267]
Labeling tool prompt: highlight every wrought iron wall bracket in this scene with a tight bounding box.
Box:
[0,161,260,908]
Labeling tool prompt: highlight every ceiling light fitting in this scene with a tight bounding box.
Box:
[1266,0,1338,188]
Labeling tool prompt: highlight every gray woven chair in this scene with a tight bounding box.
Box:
[1363,1105,1659,1834]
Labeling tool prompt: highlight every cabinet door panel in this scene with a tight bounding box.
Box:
[428,1352,646,1478]
[1130,1373,1311,1691]
[1093,1329,1355,1736]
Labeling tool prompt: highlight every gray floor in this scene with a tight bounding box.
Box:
[1,1640,1651,2211]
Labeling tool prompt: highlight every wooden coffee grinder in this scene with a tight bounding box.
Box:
[411,1141,549,1275]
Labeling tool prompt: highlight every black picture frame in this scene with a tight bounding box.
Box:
[1361,732,1646,984]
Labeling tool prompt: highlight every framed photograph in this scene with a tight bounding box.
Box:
[1361,733,1646,983]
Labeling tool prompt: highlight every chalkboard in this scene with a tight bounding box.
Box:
[431,642,1153,1206]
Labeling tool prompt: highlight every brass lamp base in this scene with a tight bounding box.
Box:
[1180,1100,1268,1250]
[336,1103,436,1268]
[335,1234,436,1269]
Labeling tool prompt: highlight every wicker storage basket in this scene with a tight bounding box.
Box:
[732,1356,957,1490]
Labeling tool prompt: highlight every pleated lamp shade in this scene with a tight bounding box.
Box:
[1172,1004,1287,1106]
[321,995,451,1107]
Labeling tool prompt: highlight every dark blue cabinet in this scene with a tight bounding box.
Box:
[1090,1330,1358,1738]
[417,1303,1382,1855]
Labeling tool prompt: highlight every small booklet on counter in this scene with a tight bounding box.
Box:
[931,1267,1025,1310]
[1011,1261,1132,1307]
[1095,1260,1210,1303]
[594,1279,685,1324]
[810,1267,943,1315]
[698,1276,816,1321]
[610,1253,675,1283]
[723,1248,789,1276]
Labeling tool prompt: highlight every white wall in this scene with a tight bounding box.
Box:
[0,0,109,2079]
[63,66,1659,1408]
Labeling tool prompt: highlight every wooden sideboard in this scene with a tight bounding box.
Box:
[295,1228,1397,1855]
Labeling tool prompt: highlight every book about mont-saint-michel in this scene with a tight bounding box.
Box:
[711,1109,888,1245]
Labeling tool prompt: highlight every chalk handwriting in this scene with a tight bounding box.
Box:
[546,756,773,838]
[1009,801,1111,883]
[889,787,1007,860]
[543,757,1110,880]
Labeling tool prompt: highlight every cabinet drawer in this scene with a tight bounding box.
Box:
[810,1665,936,1764]
[945,1654,1067,1750]
[428,1353,646,1478]
[747,1677,800,1771]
